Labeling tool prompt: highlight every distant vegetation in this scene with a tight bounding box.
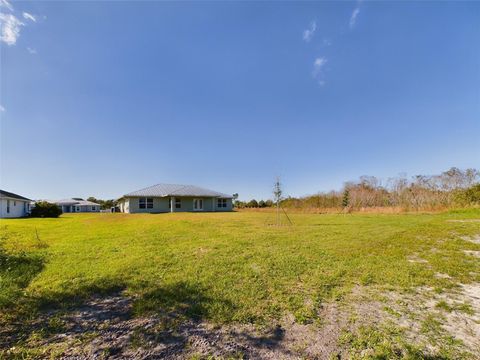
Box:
[1,210,480,357]
[236,199,275,208]
[86,197,117,210]
[236,167,480,211]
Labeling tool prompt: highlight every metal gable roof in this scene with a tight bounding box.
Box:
[0,189,31,201]
[124,183,233,198]
[75,200,101,206]
[44,199,101,206]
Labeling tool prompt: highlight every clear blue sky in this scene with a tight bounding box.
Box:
[1,1,479,201]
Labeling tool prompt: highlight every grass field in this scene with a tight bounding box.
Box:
[1,209,480,358]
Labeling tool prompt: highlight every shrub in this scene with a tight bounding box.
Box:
[454,184,480,206]
[463,184,480,204]
[30,201,62,218]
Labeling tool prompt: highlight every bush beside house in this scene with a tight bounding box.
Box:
[30,202,62,218]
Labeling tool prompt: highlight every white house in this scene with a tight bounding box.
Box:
[0,190,31,218]
[46,198,101,213]
[117,183,233,213]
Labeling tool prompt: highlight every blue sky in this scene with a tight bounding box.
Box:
[1,1,479,201]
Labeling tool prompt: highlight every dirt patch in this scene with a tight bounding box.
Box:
[442,283,480,351]
[434,272,452,279]
[464,250,480,258]
[407,254,429,264]
[2,284,480,359]
[462,235,480,244]
[381,284,480,355]
[447,219,480,223]
[0,294,350,359]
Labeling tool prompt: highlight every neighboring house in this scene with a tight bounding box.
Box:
[0,190,31,218]
[117,183,233,213]
[46,198,101,213]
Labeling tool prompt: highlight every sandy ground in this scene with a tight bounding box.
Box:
[1,280,479,359]
[1,294,348,359]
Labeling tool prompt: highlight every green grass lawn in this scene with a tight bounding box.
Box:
[0,210,480,323]
[2,209,479,327]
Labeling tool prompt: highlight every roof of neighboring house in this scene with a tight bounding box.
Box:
[123,183,233,199]
[75,200,101,206]
[0,189,31,201]
[45,199,101,206]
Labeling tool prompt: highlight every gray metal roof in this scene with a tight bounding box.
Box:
[124,183,233,198]
[75,200,101,206]
[0,189,31,201]
[44,199,101,206]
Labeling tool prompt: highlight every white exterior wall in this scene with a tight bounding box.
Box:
[0,198,30,218]
[118,198,130,213]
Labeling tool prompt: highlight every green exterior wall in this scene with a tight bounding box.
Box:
[119,196,232,213]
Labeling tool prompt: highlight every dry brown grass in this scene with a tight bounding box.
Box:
[237,206,456,214]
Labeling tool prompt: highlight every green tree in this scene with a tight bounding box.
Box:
[232,193,239,207]
[235,201,246,208]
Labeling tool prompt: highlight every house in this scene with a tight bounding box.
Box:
[117,183,233,213]
[47,198,101,213]
[0,190,31,218]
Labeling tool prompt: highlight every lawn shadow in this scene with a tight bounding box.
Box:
[0,240,45,310]
[126,282,292,358]
[1,278,295,358]
[0,275,129,353]
[128,282,295,358]
[0,238,48,353]
[133,281,236,321]
[34,276,127,311]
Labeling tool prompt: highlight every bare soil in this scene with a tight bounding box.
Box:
[2,281,479,359]
[0,294,349,359]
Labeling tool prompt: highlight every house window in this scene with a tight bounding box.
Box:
[6,200,10,213]
[91,206,96,211]
[147,198,153,208]
[193,199,203,211]
[76,206,80,212]
[217,198,227,208]
[175,198,181,209]
[13,201,16,206]
[139,198,153,209]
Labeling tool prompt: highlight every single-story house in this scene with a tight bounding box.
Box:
[117,183,233,213]
[0,190,31,218]
[46,198,101,213]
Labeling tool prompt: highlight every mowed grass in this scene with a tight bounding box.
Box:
[1,209,480,325]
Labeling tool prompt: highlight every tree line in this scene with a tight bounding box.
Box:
[86,197,116,210]
[237,167,480,211]
[235,199,276,208]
